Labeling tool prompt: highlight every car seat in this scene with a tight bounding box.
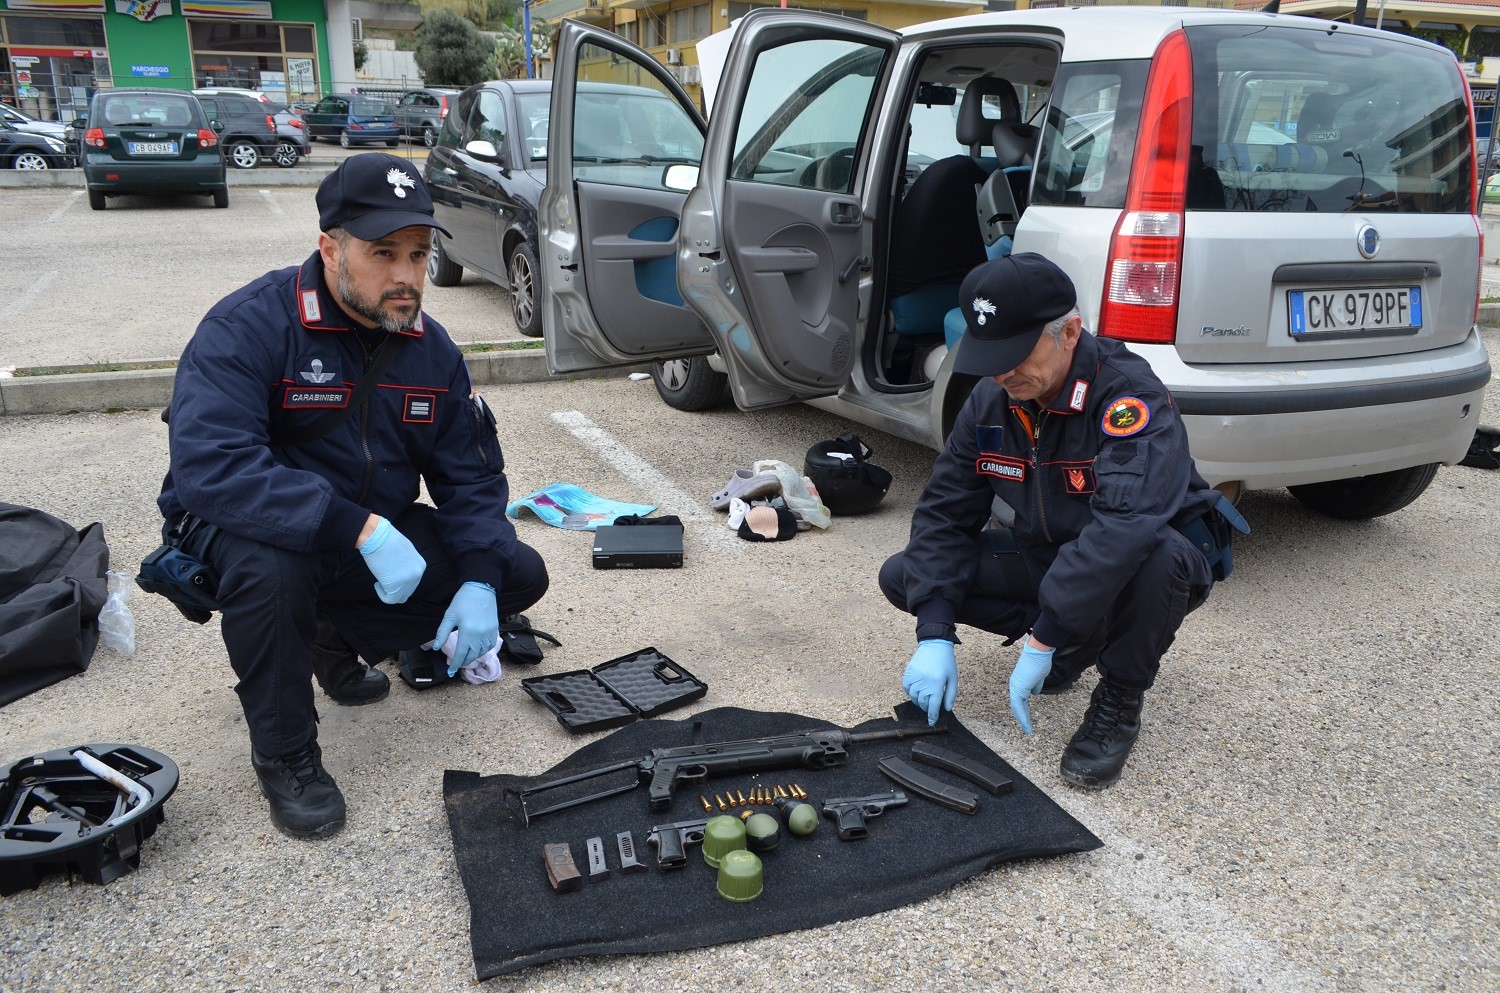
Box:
[887,155,989,336]
[164,104,193,129]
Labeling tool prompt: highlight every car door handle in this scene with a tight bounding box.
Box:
[829,200,862,225]
[738,246,819,274]
[592,234,675,261]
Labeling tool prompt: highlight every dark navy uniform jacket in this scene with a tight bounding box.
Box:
[158,252,515,593]
[904,329,1216,649]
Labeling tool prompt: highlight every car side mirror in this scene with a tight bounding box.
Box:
[464,138,506,166]
[211,120,225,133]
[663,163,699,192]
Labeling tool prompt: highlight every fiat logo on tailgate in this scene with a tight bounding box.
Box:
[1356,224,1380,259]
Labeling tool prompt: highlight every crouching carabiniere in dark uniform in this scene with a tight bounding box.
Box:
[880,253,1245,789]
[155,153,549,837]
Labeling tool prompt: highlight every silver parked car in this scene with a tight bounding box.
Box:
[542,8,1489,520]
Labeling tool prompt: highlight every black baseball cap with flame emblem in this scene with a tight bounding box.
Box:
[316,152,451,241]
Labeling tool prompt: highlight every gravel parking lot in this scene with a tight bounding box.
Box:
[1,186,1497,993]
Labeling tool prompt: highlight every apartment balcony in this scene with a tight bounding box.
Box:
[532,0,611,23]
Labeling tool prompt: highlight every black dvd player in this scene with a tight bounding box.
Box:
[591,524,684,569]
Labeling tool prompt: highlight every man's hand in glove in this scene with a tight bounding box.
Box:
[903,639,958,726]
[357,517,426,604]
[434,582,499,676]
[1008,638,1055,734]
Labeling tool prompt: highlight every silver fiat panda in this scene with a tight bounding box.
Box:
[542,7,1490,519]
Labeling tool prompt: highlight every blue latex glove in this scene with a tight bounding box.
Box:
[1008,639,1056,735]
[434,582,498,676]
[902,639,958,726]
[358,517,426,604]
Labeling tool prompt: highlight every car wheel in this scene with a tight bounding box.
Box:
[88,189,106,211]
[272,140,299,168]
[1287,463,1440,520]
[212,187,229,209]
[228,140,260,169]
[422,126,436,148]
[651,358,727,412]
[428,231,463,286]
[340,130,352,149]
[507,241,543,338]
[12,151,49,170]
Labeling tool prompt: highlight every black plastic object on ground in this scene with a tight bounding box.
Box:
[1459,426,1500,470]
[0,743,179,896]
[443,704,1102,979]
[520,648,707,733]
[804,433,893,515]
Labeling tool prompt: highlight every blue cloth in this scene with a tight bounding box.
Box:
[507,483,656,531]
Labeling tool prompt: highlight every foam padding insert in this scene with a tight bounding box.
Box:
[444,704,1101,978]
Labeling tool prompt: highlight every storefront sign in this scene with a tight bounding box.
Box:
[114,0,173,21]
[4,0,107,11]
[287,58,314,95]
[15,69,32,85]
[131,65,172,77]
[179,0,271,19]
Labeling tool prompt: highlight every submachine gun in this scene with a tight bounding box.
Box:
[506,723,946,826]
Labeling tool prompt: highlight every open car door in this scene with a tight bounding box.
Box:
[679,9,901,410]
[543,20,711,374]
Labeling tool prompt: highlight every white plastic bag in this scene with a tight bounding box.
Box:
[751,459,832,529]
[99,570,137,656]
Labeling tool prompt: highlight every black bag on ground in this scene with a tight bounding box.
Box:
[0,503,110,707]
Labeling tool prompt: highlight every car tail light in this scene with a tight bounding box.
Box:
[349,122,364,130]
[265,115,275,133]
[1099,29,1192,346]
[289,117,305,130]
[198,128,218,149]
[84,127,106,149]
[440,96,449,119]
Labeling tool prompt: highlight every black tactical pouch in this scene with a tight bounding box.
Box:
[135,515,222,624]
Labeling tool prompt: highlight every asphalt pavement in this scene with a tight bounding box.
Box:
[0,186,1497,993]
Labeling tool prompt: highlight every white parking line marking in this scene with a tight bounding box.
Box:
[971,720,1335,993]
[45,191,81,224]
[4,271,58,320]
[259,190,285,217]
[550,409,739,552]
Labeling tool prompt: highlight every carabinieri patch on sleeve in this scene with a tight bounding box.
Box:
[1102,397,1150,437]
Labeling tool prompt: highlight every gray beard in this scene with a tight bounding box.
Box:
[336,261,421,334]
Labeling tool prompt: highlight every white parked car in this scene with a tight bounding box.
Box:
[541,7,1490,519]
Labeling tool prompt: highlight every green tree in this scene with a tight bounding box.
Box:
[353,39,369,71]
[415,7,496,86]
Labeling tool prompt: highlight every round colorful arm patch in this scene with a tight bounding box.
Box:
[1102,396,1151,437]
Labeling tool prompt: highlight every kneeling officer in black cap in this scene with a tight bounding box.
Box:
[880,253,1241,789]
[155,153,549,836]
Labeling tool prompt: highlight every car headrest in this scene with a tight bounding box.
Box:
[957,77,1021,152]
[991,122,1040,168]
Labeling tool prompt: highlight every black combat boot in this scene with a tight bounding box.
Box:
[1041,621,1108,695]
[251,740,346,838]
[1059,678,1144,790]
[308,617,389,706]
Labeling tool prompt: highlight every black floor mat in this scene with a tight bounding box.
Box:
[443,703,1102,979]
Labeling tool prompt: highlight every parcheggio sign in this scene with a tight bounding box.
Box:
[131,65,172,78]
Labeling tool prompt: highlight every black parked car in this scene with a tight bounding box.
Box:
[194,92,280,169]
[0,119,75,169]
[79,89,227,210]
[424,79,551,337]
[394,87,460,148]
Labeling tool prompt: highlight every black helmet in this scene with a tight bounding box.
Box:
[804,433,892,515]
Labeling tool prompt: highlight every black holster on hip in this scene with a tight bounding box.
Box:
[135,514,223,624]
